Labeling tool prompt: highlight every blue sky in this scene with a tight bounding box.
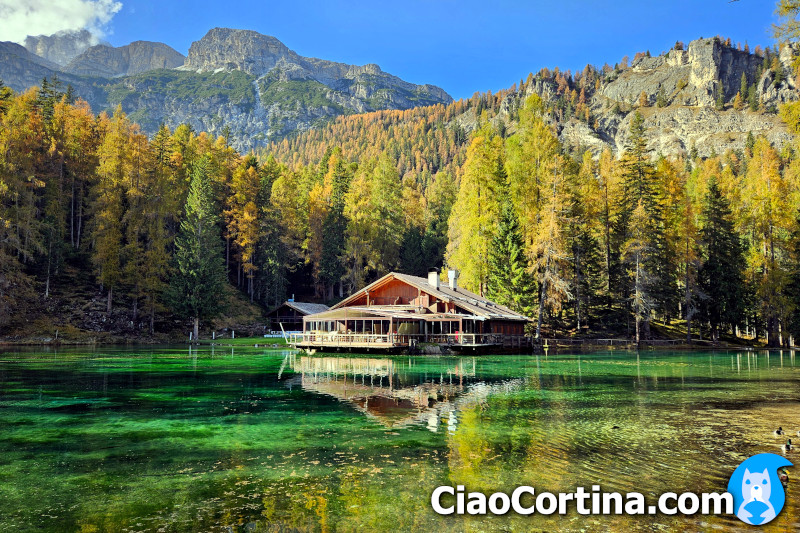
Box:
[107,1,778,100]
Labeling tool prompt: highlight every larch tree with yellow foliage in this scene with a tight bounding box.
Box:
[445,125,505,295]
[92,107,133,314]
[740,137,794,345]
[226,157,263,301]
[532,156,573,338]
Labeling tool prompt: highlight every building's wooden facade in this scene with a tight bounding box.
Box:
[266,301,330,331]
[292,271,530,352]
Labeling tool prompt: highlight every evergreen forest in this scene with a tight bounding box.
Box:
[4,3,800,346]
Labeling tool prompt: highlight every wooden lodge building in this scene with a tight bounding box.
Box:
[266,301,330,332]
[291,269,531,352]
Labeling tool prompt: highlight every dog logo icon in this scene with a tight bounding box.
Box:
[727,453,793,525]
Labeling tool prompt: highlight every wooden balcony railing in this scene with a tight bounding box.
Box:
[290,332,533,348]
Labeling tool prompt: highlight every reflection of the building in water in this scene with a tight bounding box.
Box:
[287,355,524,431]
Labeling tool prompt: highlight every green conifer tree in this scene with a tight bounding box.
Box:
[698,178,746,341]
[740,73,748,101]
[167,156,226,340]
[656,86,668,108]
[748,84,759,111]
[486,199,535,316]
[786,209,800,344]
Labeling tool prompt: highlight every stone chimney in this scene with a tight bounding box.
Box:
[448,269,459,291]
[428,268,440,290]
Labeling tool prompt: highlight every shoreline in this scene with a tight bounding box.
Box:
[0,336,780,352]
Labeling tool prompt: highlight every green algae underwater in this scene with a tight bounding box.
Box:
[0,346,798,532]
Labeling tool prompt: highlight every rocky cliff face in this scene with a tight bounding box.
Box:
[183,28,294,74]
[506,37,800,158]
[65,41,185,78]
[23,30,96,66]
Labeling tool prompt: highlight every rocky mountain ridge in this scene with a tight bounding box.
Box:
[0,28,453,150]
[23,29,96,66]
[2,30,798,157]
[182,28,450,104]
[487,37,798,158]
[65,41,186,78]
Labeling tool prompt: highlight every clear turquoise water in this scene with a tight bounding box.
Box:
[0,347,798,532]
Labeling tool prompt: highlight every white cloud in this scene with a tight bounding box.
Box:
[0,0,122,43]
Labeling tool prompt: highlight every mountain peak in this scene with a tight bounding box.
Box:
[23,29,98,66]
[3,26,452,151]
[65,41,185,78]
[184,27,295,74]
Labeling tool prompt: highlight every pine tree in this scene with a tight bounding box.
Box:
[656,87,667,108]
[698,178,746,341]
[505,95,560,245]
[733,92,744,110]
[740,73,748,102]
[486,199,535,316]
[417,171,455,274]
[679,189,701,343]
[652,158,682,324]
[617,112,676,331]
[343,156,403,290]
[446,124,505,295]
[740,137,792,346]
[571,151,605,330]
[772,55,786,85]
[745,131,756,153]
[167,156,226,340]
[140,125,178,333]
[319,186,348,299]
[226,159,263,300]
[786,209,800,344]
[92,107,131,313]
[774,0,800,42]
[623,200,654,343]
[251,155,288,309]
[532,157,573,338]
[621,112,657,210]
[595,149,621,305]
[748,84,759,111]
[0,78,11,115]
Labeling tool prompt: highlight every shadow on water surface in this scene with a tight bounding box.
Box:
[0,346,798,532]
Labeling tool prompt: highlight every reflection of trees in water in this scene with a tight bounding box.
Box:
[41,351,800,532]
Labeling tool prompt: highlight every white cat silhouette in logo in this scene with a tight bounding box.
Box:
[728,453,793,526]
[737,468,776,524]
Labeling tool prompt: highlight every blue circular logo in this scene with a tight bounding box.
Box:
[727,453,793,525]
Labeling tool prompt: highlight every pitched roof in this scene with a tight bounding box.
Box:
[332,272,530,321]
[302,305,464,321]
[270,301,330,316]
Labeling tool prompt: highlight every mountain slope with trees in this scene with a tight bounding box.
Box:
[4,2,800,345]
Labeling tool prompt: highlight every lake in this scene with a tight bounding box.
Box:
[0,347,798,532]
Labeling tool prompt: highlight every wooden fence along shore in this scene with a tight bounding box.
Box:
[289,331,717,354]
